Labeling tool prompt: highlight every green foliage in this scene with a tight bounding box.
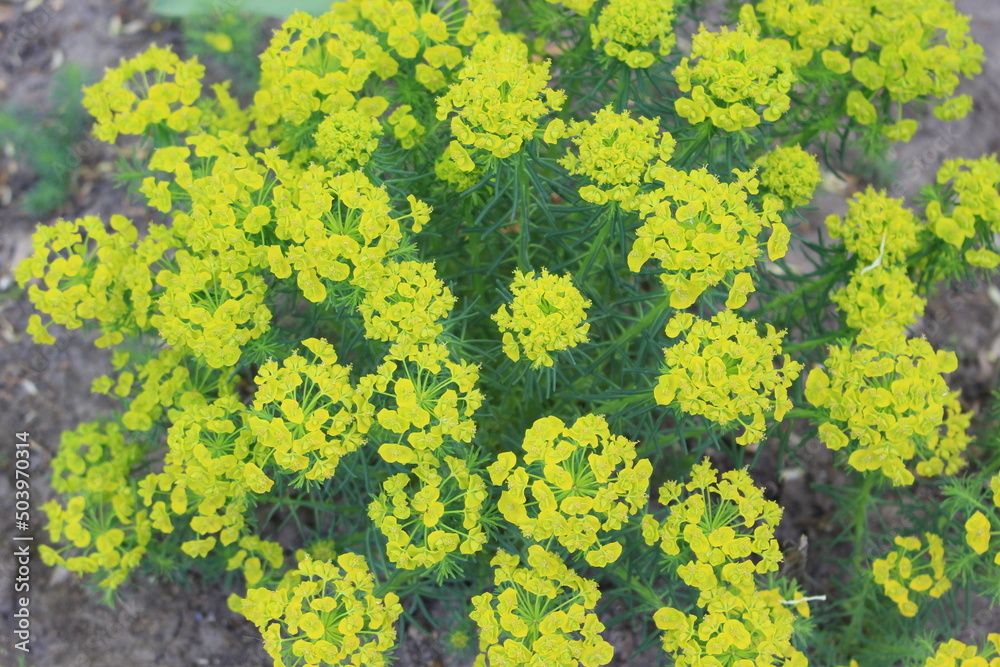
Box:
[0,64,90,216]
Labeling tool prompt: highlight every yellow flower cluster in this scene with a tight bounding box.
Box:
[805,326,970,485]
[557,105,675,206]
[826,188,922,266]
[247,338,366,484]
[91,347,193,433]
[360,341,486,570]
[82,45,204,143]
[492,269,592,368]
[225,536,285,587]
[37,421,150,591]
[368,455,488,569]
[673,23,802,131]
[923,635,1000,667]
[488,414,652,567]
[627,165,788,308]
[825,188,932,334]
[235,553,403,667]
[251,12,397,152]
[137,393,259,560]
[753,0,982,135]
[590,0,678,68]
[15,215,174,348]
[368,342,483,449]
[469,545,614,666]
[313,107,384,173]
[642,459,808,666]
[357,261,456,352]
[831,264,926,332]
[755,144,821,207]
[436,33,566,168]
[148,143,275,369]
[926,155,1000,268]
[872,533,950,617]
[655,311,802,445]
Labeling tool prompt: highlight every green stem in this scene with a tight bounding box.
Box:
[612,295,672,349]
[847,473,876,641]
[577,211,612,284]
[607,561,665,609]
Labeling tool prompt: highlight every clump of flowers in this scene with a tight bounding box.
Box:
[37,420,150,592]
[590,0,678,69]
[925,155,1000,268]
[558,105,675,206]
[493,269,591,368]
[831,264,926,332]
[643,458,808,666]
[805,326,971,485]
[16,214,174,349]
[753,0,982,136]
[922,636,1000,667]
[469,545,615,666]
[246,337,365,483]
[655,311,802,446]
[312,106,384,173]
[368,455,489,570]
[436,33,566,168]
[872,533,950,617]
[234,553,403,667]
[82,45,205,143]
[826,188,923,267]
[673,23,801,131]
[627,165,788,309]
[755,144,821,207]
[489,414,652,567]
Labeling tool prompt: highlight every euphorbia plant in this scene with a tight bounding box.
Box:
[17,0,1000,664]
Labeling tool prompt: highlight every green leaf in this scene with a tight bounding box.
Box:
[149,0,331,18]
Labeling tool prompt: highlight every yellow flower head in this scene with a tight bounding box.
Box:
[493,269,591,369]
[247,338,364,482]
[826,188,922,266]
[655,311,802,446]
[368,455,488,570]
[872,532,950,617]
[673,23,800,130]
[926,155,1000,267]
[755,144,821,207]
[469,545,614,666]
[921,637,1000,667]
[806,327,970,485]
[647,459,804,666]
[82,45,205,143]
[489,414,652,566]
[436,33,565,165]
[237,553,403,667]
[313,107,384,173]
[832,264,926,332]
[559,105,675,205]
[590,0,679,68]
[965,511,992,556]
[628,165,787,309]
